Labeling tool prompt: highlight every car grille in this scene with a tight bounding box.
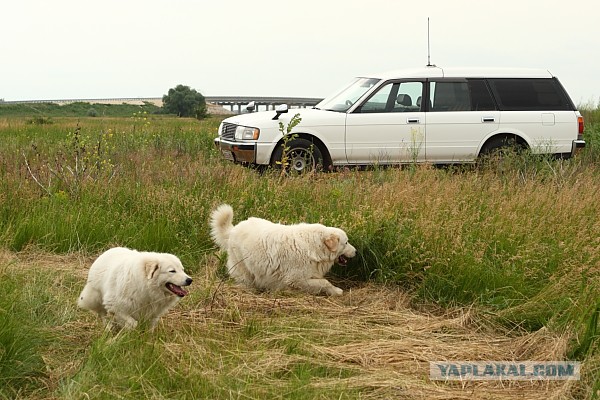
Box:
[221,122,237,141]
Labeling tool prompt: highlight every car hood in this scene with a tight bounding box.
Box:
[221,108,345,130]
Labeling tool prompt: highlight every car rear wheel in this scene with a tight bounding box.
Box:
[478,136,528,170]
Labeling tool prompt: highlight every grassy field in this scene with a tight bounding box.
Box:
[0,101,161,118]
[0,110,599,399]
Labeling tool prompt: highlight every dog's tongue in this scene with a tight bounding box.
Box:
[337,255,349,266]
[166,283,188,297]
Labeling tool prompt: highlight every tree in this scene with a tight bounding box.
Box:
[162,84,207,119]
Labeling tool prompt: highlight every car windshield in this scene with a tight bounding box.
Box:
[315,77,380,112]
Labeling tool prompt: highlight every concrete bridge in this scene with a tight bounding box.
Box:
[205,96,322,113]
[1,96,324,114]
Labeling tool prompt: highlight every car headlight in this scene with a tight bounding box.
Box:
[234,126,260,140]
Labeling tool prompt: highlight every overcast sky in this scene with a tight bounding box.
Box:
[2,0,599,105]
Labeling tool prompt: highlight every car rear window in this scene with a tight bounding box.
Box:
[487,78,574,111]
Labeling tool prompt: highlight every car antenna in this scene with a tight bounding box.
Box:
[426,17,435,67]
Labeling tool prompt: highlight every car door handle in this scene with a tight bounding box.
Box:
[407,118,420,123]
[482,117,495,123]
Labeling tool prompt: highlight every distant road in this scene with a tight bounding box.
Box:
[1,96,324,113]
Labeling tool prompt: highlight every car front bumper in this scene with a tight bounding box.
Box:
[214,137,257,163]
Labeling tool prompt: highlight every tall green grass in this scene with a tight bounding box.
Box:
[1,115,599,296]
[0,269,48,399]
[0,113,599,398]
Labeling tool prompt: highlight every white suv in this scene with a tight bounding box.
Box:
[214,66,586,172]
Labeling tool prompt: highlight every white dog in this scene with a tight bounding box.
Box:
[77,247,193,329]
[210,204,356,296]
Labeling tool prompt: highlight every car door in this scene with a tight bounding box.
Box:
[345,81,426,164]
[424,79,500,162]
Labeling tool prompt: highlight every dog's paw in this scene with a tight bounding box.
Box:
[123,320,138,330]
[328,287,343,296]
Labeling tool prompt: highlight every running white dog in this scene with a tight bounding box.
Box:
[77,247,193,329]
[210,204,356,296]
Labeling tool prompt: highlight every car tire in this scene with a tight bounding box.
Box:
[272,138,324,174]
[480,136,523,154]
[478,135,527,170]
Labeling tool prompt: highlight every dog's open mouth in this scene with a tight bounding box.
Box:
[337,255,350,266]
[166,283,188,297]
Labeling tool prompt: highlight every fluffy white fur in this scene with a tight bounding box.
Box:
[77,247,193,329]
[210,204,356,296]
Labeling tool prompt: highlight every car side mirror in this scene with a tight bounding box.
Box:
[272,104,289,120]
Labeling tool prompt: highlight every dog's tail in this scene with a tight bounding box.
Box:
[210,204,234,249]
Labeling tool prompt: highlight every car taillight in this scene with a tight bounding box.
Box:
[578,116,584,137]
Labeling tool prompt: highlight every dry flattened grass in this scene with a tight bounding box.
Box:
[158,258,576,399]
[0,247,93,274]
[1,251,581,399]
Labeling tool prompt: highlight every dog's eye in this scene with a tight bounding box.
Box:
[169,269,176,273]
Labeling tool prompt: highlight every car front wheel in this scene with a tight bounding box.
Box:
[272,138,323,174]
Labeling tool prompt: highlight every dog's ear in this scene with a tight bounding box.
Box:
[145,262,160,280]
[324,233,340,252]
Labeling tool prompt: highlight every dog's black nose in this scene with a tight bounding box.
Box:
[185,277,193,285]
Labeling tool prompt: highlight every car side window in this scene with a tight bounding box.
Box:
[429,80,496,112]
[356,81,423,113]
[358,82,395,113]
[392,82,423,112]
[430,81,471,111]
[468,79,496,111]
